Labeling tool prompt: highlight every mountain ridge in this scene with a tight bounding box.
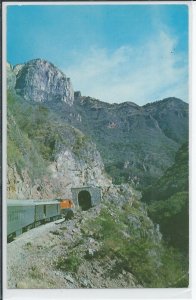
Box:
[7,58,188,188]
[8,58,188,106]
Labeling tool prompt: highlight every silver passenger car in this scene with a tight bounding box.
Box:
[7,200,61,242]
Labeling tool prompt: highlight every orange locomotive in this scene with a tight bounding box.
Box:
[59,199,74,220]
[59,199,74,209]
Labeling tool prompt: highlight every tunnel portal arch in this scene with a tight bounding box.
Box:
[78,190,92,211]
[71,186,102,210]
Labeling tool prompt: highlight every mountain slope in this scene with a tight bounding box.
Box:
[73,95,188,187]
[7,59,188,188]
[7,90,112,199]
[142,143,189,253]
[143,98,188,144]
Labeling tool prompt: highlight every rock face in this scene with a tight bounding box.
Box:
[48,142,112,199]
[7,146,112,200]
[12,59,74,105]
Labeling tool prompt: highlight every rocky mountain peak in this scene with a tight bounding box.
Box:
[143,97,187,110]
[13,58,74,105]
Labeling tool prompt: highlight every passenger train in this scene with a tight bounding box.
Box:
[7,199,74,242]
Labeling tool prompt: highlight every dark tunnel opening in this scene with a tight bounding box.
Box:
[78,190,92,211]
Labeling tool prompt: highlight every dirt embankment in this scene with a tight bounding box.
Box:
[7,207,140,289]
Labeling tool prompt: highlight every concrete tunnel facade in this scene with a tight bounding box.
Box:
[71,186,102,211]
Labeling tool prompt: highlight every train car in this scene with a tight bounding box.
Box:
[34,200,61,225]
[44,201,61,222]
[7,200,36,242]
[7,199,61,242]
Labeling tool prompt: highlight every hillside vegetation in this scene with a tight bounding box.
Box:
[7,89,109,199]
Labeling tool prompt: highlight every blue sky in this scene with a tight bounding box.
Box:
[7,4,188,104]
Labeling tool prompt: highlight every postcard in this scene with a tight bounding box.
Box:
[2,1,192,299]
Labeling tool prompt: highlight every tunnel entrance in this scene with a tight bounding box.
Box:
[78,190,92,211]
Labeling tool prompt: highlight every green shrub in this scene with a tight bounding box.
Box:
[55,253,81,273]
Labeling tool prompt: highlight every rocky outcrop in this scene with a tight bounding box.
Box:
[13,59,74,105]
[49,141,112,199]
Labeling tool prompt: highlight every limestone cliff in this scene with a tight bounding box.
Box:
[11,59,74,105]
